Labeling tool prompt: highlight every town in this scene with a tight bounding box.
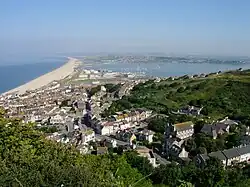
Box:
[1,66,250,171]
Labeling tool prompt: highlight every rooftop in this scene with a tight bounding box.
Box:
[209,151,227,161]
[174,121,194,132]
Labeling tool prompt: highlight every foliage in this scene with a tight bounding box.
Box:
[59,99,71,108]
[149,157,250,187]
[0,118,152,187]
[38,126,58,133]
[148,116,168,133]
[104,83,122,93]
[123,151,154,176]
[0,107,5,117]
[89,85,101,96]
[104,69,250,121]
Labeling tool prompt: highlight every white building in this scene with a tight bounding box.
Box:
[101,125,114,135]
[81,129,95,144]
[94,121,115,135]
[163,122,194,158]
[137,129,154,143]
[174,121,194,140]
[50,114,65,124]
[119,121,131,130]
[196,145,250,167]
[29,114,42,122]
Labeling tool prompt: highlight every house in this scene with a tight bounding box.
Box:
[195,145,250,167]
[238,145,250,163]
[116,130,136,145]
[91,120,114,135]
[209,151,227,166]
[244,126,250,136]
[50,114,65,124]
[65,116,75,132]
[163,122,193,158]
[111,109,152,122]
[105,139,117,148]
[129,111,138,122]
[119,120,131,130]
[77,101,86,112]
[178,106,203,116]
[201,117,238,139]
[164,137,186,158]
[100,121,115,135]
[136,146,158,168]
[97,147,108,155]
[137,109,147,120]
[81,129,95,144]
[201,123,230,139]
[29,114,42,123]
[136,129,154,143]
[222,147,241,166]
[195,151,227,167]
[219,117,238,126]
[240,135,250,146]
[173,121,194,140]
[195,154,209,168]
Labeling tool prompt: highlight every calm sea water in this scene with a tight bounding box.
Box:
[0,57,250,94]
[0,58,65,94]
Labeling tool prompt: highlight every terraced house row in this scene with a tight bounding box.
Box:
[195,144,250,167]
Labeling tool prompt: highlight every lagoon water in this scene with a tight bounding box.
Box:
[1,57,250,94]
[85,60,250,77]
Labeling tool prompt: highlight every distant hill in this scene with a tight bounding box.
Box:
[103,69,250,122]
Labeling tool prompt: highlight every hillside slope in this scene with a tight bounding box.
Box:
[103,69,250,121]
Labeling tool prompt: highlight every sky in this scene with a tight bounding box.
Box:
[0,0,250,59]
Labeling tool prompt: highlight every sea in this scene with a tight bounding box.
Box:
[1,56,250,94]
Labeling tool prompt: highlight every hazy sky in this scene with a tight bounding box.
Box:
[1,0,250,57]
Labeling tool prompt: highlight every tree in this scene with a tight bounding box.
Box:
[225,133,241,149]
[177,181,193,187]
[227,167,247,187]
[177,87,185,93]
[89,85,101,96]
[193,120,205,134]
[0,117,152,187]
[197,157,226,187]
[148,116,168,133]
[169,82,180,88]
[0,107,5,117]
[185,139,196,152]
[194,133,218,153]
[196,147,207,154]
[124,151,153,176]
[151,163,183,186]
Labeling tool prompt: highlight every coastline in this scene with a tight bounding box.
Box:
[2,57,82,95]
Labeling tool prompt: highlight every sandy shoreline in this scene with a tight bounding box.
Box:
[3,57,82,95]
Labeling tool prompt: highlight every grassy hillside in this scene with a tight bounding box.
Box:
[103,69,250,122]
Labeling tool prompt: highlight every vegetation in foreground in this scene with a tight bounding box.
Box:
[0,117,151,187]
[2,116,250,186]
